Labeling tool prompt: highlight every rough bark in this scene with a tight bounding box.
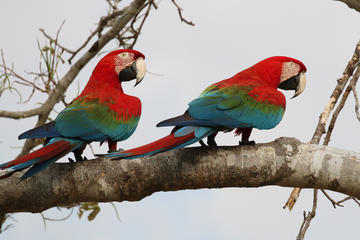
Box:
[1,137,360,214]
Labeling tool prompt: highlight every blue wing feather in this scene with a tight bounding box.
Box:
[188,85,285,130]
[52,99,139,142]
[18,121,60,140]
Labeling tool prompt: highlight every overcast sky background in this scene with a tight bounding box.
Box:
[1,0,360,239]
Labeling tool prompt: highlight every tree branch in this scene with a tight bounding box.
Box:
[324,63,360,145]
[0,107,43,119]
[310,40,360,145]
[170,0,195,26]
[0,0,147,158]
[283,40,360,212]
[1,137,360,214]
[296,189,318,240]
[334,0,360,12]
[0,0,146,121]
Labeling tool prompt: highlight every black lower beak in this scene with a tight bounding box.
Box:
[278,71,306,98]
[278,75,299,90]
[118,61,137,82]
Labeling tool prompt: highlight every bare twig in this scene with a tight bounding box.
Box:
[311,40,360,145]
[284,40,360,212]
[352,86,360,121]
[0,49,9,80]
[321,189,344,208]
[170,0,195,26]
[324,64,360,145]
[296,189,318,240]
[0,50,22,101]
[351,197,360,207]
[283,188,301,210]
[67,8,125,64]
[284,40,360,238]
[0,213,16,233]
[0,0,148,158]
[0,107,44,119]
[110,202,121,221]
[40,208,74,230]
[39,25,75,55]
[351,61,360,121]
[127,2,153,48]
[105,0,119,10]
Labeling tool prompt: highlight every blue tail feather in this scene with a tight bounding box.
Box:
[157,113,216,128]
[18,121,60,139]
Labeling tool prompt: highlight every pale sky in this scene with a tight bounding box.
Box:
[1,0,360,239]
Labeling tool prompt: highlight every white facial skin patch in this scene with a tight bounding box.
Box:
[280,62,301,83]
[114,52,135,75]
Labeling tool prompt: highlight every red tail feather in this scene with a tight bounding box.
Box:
[120,132,195,157]
[0,140,72,169]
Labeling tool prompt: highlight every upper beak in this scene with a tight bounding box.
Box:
[118,57,146,86]
[133,57,146,87]
[278,71,306,98]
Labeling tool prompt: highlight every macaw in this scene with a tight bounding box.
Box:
[0,49,146,180]
[103,56,306,160]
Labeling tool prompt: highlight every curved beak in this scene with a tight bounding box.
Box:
[278,71,306,98]
[133,57,146,87]
[292,72,306,98]
[118,57,146,86]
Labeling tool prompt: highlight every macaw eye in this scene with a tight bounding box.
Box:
[119,52,129,59]
[280,62,301,82]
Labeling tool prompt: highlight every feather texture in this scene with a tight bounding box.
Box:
[1,49,145,180]
[102,56,306,160]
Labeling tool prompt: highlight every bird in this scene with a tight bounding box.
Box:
[101,56,306,160]
[0,49,146,181]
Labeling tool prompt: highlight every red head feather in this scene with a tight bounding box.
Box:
[79,49,146,100]
[241,56,306,89]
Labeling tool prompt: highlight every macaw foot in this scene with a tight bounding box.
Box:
[199,134,218,147]
[236,128,254,146]
[68,155,88,163]
[239,140,255,146]
[199,140,207,147]
[207,136,217,146]
[68,146,87,162]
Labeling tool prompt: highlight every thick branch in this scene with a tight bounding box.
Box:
[1,137,360,214]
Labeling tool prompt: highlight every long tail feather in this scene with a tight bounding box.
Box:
[157,112,216,128]
[0,138,83,180]
[19,146,73,181]
[18,121,60,139]
[102,126,215,160]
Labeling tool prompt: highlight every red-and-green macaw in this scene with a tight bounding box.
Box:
[103,56,306,160]
[0,49,146,180]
